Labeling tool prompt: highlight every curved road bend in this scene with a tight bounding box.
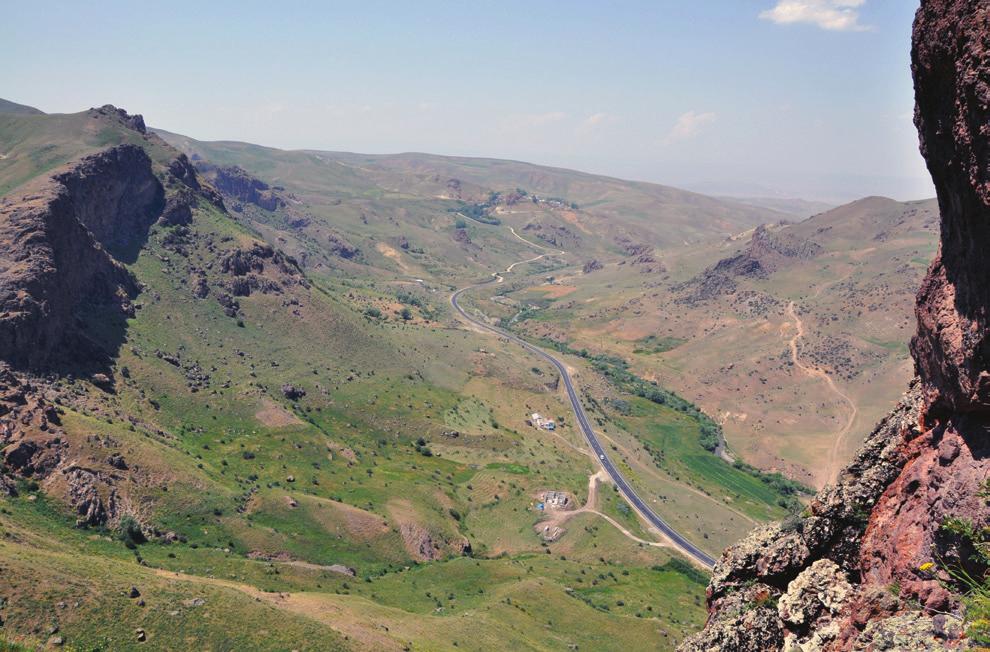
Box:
[450,268,717,570]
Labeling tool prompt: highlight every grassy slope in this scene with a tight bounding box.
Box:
[0,108,770,650]
[0,110,176,196]
[0,98,43,116]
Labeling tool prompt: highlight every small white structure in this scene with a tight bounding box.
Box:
[529,412,556,431]
[542,491,570,509]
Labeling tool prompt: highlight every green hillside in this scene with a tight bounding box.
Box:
[0,105,809,650]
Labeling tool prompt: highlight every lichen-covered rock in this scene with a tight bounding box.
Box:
[706,387,920,608]
[708,523,810,599]
[778,559,852,627]
[852,612,957,651]
[680,584,784,652]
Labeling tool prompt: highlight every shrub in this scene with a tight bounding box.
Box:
[118,515,146,548]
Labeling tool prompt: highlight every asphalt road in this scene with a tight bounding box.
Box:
[450,274,717,570]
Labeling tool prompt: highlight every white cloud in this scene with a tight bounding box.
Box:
[575,112,614,136]
[759,0,870,32]
[664,110,717,145]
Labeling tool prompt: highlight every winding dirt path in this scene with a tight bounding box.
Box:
[508,226,557,252]
[540,470,671,549]
[505,252,550,273]
[786,301,858,483]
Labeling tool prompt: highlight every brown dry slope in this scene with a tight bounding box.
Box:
[508,196,937,487]
[784,301,858,483]
[682,2,990,649]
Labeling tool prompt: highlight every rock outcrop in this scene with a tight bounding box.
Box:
[89,104,147,134]
[219,242,306,298]
[0,144,162,368]
[678,224,822,303]
[0,364,65,478]
[326,232,360,259]
[910,0,990,419]
[0,112,220,533]
[200,164,284,212]
[682,2,990,649]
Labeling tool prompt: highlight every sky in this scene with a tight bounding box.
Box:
[0,1,932,203]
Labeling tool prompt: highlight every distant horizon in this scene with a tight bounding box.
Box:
[8,94,933,207]
[1,0,933,205]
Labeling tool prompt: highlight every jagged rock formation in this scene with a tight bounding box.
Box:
[0,364,122,528]
[219,242,306,297]
[682,3,990,649]
[0,144,161,368]
[910,1,990,419]
[325,231,360,259]
[0,364,65,478]
[0,108,228,535]
[582,259,603,274]
[678,224,822,303]
[199,164,285,212]
[89,104,147,134]
[522,221,580,248]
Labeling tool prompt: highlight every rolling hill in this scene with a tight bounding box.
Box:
[152,128,790,283]
[493,196,937,487]
[0,101,813,650]
[0,97,939,649]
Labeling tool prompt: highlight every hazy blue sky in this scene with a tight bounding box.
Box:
[1,1,931,203]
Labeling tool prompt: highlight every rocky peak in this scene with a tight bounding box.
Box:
[677,224,822,304]
[89,104,147,134]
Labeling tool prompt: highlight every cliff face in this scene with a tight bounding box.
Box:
[682,2,990,649]
[201,164,285,212]
[52,144,164,255]
[0,112,226,530]
[911,1,990,419]
[0,144,162,369]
